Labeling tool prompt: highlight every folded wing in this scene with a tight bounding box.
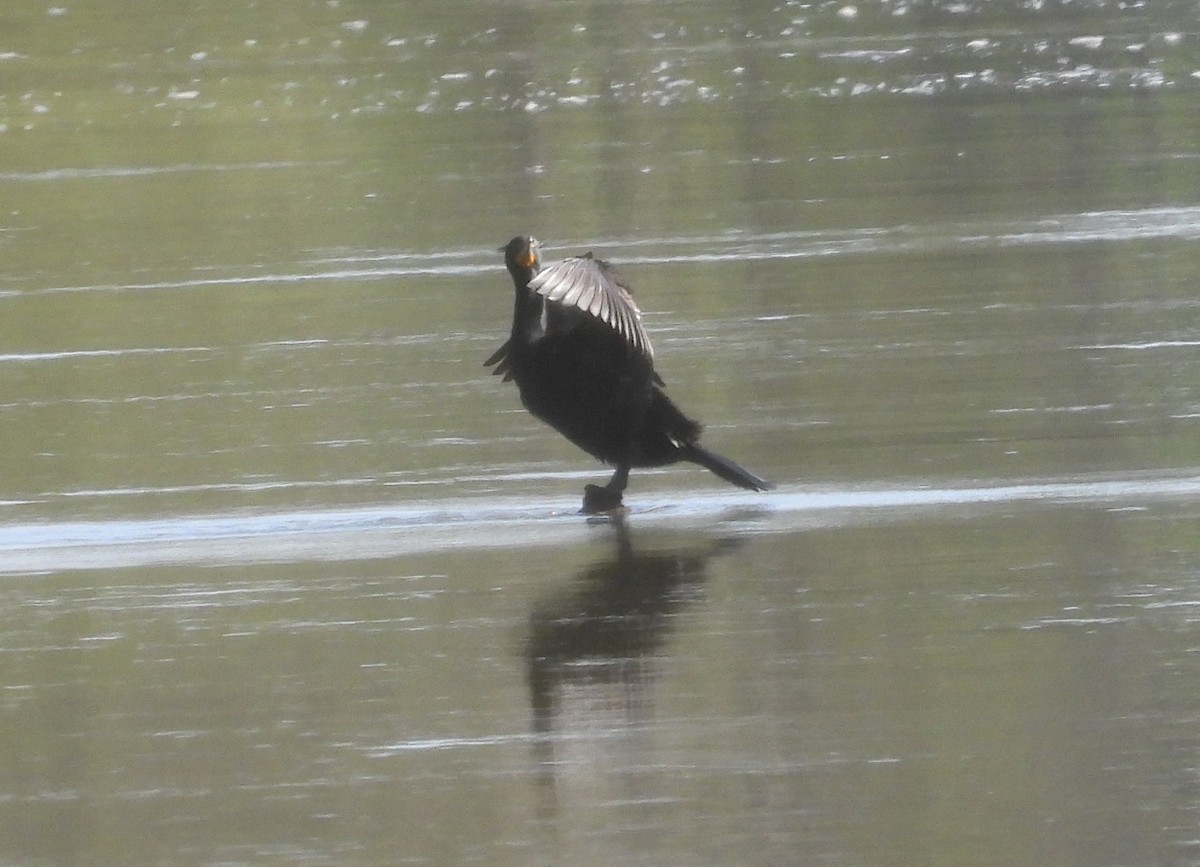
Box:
[482,337,514,380]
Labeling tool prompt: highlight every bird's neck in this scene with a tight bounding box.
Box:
[509,269,544,344]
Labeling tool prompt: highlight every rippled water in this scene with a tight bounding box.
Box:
[3,1,1200,865]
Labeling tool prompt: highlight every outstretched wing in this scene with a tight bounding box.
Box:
[528,253,654,360]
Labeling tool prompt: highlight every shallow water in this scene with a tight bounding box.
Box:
[3,1,1200,864]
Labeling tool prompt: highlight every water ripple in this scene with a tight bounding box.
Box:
[5,205,1199,299]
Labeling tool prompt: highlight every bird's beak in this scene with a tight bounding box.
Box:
[517,240,539,269]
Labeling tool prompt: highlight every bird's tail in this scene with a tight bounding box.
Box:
[681,443,773,492]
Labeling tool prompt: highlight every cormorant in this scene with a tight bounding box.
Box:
[485,235,772,513]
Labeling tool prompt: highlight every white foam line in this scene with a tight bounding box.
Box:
[1,471,1198,573]
[0,160,342,182]
[0,346,213,363]
[364,733,534,755]
[30,263,490,295]
[1080,340,1200,351]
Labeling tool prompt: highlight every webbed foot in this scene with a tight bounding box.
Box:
[581,483,624,514]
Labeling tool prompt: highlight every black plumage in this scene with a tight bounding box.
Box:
[485,235,772,512]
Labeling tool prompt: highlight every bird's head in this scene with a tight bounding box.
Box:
[502,235,541,274]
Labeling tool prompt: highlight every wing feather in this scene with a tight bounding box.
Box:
[483,338,516,380]
[591,283,607,320]
[528,253,654,360]
[560,266,588,308]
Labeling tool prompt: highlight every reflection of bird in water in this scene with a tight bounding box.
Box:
[485,235,773,513]
[524,517,741,789]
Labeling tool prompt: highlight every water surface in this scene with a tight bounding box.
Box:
[2,1,1200,864]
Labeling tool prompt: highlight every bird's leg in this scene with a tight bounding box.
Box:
[582,464,629,514]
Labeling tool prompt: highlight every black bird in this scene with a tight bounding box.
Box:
[485,235,772,513]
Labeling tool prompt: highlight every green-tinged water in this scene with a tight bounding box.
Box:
[3,2,1200,864]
